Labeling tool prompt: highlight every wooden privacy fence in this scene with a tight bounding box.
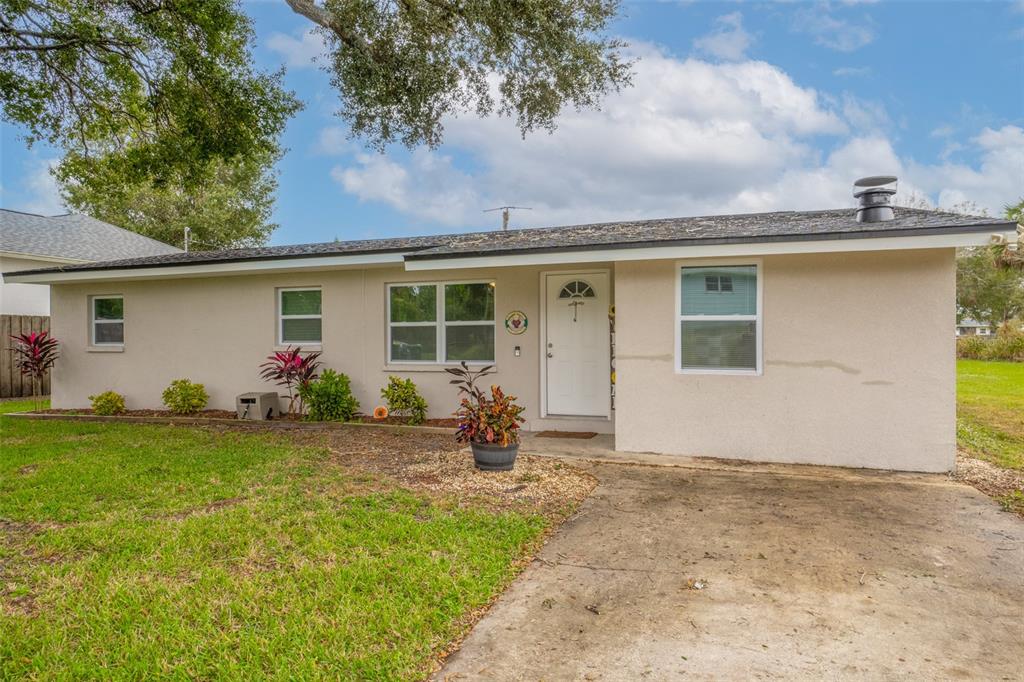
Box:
[1,315,51,398]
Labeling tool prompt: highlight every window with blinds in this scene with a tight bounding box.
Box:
[278,288,322,344]
[678,265,760,373]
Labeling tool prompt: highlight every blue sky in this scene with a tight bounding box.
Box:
[2,0,1022,246]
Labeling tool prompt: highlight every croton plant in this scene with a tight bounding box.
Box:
[446,362,525,447]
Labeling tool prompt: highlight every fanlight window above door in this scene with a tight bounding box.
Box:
[558,280,596,299]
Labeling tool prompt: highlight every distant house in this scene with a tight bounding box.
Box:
[956,318,993,337]
[0,209,180,316]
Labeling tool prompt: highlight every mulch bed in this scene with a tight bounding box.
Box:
[273,425,597,518]
[350,415,460,427]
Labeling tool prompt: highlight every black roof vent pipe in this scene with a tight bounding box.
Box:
[853,175,898,223]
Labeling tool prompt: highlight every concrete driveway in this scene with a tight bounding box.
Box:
[437,461,1023,680]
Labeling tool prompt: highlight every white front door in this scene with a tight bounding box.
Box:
[544,272,610,417]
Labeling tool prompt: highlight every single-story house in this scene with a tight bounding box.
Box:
[6,186,1017,473]
[0,209,181,316]
[955,318,993,337]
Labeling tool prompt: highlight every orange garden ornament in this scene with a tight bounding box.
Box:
[373,405,389,420]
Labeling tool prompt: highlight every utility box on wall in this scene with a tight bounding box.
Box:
[236,392,279,420]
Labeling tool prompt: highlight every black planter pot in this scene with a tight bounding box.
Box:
[470,441,519,471]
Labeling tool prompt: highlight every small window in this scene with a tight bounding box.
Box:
[91,296,124,345]
[388,281,495,363]
[678,265,760,374]
[279,288,322,344]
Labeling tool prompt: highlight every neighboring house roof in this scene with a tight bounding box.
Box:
[957,318,990,328]
[5,206,1015,278]
[0,209,181,262]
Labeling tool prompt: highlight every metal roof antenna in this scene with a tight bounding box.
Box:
[484,205,532,231]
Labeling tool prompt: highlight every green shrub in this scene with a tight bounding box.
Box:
[161,379,209,415]
[958,330,1024,362]
[956,335,989,360]
[299,369,359,421]
[985,331,1024,362]
[381,376,428,425]
[88,390,126,416]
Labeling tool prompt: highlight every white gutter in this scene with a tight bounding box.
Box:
[4,252,408,284]
[403,230,1017,271]
[0,250,91,265]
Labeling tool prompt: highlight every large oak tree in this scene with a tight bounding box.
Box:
[1,0,630,248]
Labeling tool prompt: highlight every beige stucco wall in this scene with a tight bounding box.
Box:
[614,249,956,472]
[48,263,615,434]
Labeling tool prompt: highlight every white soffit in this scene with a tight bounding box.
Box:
[403,230,1017,271]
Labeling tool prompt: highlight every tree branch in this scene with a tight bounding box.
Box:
[283,0,370,54]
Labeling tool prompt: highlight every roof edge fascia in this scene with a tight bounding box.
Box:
[404,228,1017,271]
[5,251,408,284]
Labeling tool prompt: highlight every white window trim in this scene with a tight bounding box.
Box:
[90,295,124,346]
[277,287,323,346]
[386,280,496,365]
[675,259,763,376]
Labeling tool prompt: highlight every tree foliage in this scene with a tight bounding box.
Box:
[956,199,1024,325]
[2,0,630,248]
[957,247,1024,325]
[58,146,282,250]
[286,0,631,149]
[0,0,298,184]
[995,197,1023,270]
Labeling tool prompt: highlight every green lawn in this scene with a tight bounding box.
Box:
[0,419,547,679]
[957,360,1024,471]
[0,398,49,414]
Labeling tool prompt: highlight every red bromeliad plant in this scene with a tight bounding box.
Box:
[10,330,59,410]
[258,346,322,416]
[446,362,525,446]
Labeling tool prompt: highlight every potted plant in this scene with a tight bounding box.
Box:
[446,362,525,471]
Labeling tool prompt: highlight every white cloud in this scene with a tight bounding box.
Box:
[909,126,1024,212]
[833,66,870,77]
[330,45,1022,230]
[22,158,65,215]
[693,12,753,61]
[266,28,327,68]
[840,94,890,132]
[332,151,481,226]
[333,47,850,228]
[792,5,874,52]
[930,125,955,138]
[317,126,351,155]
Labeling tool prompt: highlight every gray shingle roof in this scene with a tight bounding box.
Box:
[0,209,181,262]
[4,206,1014,276]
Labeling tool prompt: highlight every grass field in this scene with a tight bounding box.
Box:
[0,398,49,414]
[957,360,1024,471]
[0,419,549,679]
